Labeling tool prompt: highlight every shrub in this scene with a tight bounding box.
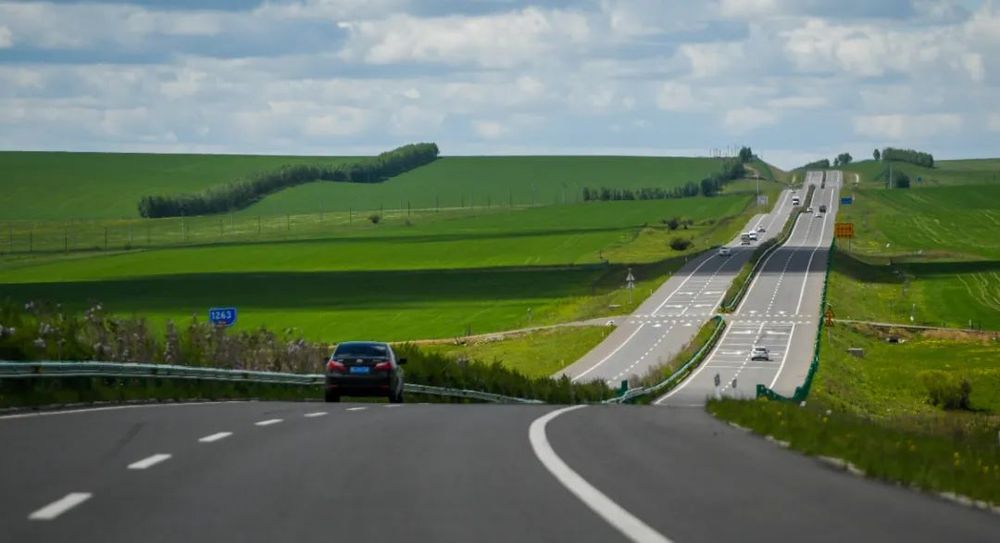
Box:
[666,217,680,230]
[919,371,972,410]
[669,237,692,251]
[368,214,382,224]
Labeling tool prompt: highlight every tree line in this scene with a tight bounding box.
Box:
[880,147,934,168]
[138,143,440,218]
[582,159,746,202]
[800,158,831,170]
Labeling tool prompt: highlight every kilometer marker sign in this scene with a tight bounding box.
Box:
[209,307,238,327]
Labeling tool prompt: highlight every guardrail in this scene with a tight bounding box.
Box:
[605,316,727,404]
[0,361,543,405]
[756,239,835,403]
[720,185,816,312]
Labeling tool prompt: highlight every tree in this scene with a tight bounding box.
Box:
[834,152,852,166]
[738,146,753,163]
[700,178,716,197]
[873,148,881,161]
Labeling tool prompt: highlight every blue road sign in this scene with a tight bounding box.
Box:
[208,307,237,327]
[840,196,853,205]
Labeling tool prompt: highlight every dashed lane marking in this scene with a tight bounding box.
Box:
[254,418,283,426]
[127,453,172,470]
[28,493,93,521]
[346,407,367,412]
[303,411,328,418]
[198,432,232,443]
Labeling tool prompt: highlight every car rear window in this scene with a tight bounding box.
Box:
[334,343,389,357]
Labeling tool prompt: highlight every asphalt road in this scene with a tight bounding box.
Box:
[659,171,839,406]
[559,190,795,385]
[2,401,996,542]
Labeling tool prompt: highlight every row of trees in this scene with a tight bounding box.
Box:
[833,152,853,166]
[138,143,440,218]
[879,147,934,168]
[800,158,831,170]
[582,182,700,201]
[700,159,747,196]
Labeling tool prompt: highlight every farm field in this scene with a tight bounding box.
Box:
[839,158,1000,187]
[0,151,357,220]
[0,185,769,341]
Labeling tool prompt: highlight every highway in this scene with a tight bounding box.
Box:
[659,171,839,406]
[2,400,996,542]
[559,189,795,385]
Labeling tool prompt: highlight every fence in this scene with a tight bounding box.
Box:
[0,361,543,405]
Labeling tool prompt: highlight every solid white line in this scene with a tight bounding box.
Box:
[768,324,797,389]
[346,407,367,411]
[654,320,737,404]
[303,411,328,417]
[571,324,646,382]
[529,406,672,543]
[28,493,93,521]
[384,405,402,408]
[650,254,722,315]
[254,418,283,426]
[127,453,171,470]
[734,211,809,315]
[198,432,232,443]
[0,401,244,421]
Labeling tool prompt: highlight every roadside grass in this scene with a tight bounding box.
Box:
[423,326,612,379]
[0,151,356,220]
[837,184,1000,260]
[829,250,1000,330]
[628,316,725,404]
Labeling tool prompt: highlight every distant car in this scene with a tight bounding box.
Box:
[791,196,800,206]
[741,239,751,246]
[325,341,406,403]
[747,231,759,241]
[757,226,765,233]
[819,204,827,213]
[805,206,814,213]
[750,346,770,361]
[606,319,616,326]
[718,247,732,257]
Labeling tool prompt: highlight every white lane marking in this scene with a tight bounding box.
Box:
[198,432,232,443]
[529,406,672,543]
[735,202,811,315]
[769,322,798,390]
[255,418,283,426]
[384,404,402,408]
[304,411,328,417]
[127,453,172,470]
[0,401,244,421]
[650,254,722,315]
[655,320,738,403]
[28,493,93,521]
[571,324,646,382]
[346,407,367,411]
[794,187,837,314]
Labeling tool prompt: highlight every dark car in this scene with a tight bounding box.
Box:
[325,341,406,403]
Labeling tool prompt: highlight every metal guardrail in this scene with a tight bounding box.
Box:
[604,316,727,404]
[0,361,543,404]
[721,185,816,313]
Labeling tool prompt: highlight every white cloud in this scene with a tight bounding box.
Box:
[656,82,697,112]
[678,42,745,79]
[853,113,962,140]
[720,0,778,18]
[0,25,12,48]
[473,120,508,139]
[767,96,827,109]
[724,107,778,133]
[987,114,1000,132]
[338,7,591,67]
[389,105,444,136]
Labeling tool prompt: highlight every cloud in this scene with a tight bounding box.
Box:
[724,107,778,133]
[767,96,827,109]
[0,25,11,48]
[656,82,697,112]
[473,120,508,139]
[853,113,962,140]
[338,7,591,67]
[987,114,1000,132]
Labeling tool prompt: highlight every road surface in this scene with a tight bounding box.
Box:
[1,400,996,542]
[559,189,795,385]
[658,171,839,406]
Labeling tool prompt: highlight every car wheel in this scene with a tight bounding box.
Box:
[324,390,340,403]
[389,388,404,404]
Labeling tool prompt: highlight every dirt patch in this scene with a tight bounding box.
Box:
[920,328,998,344]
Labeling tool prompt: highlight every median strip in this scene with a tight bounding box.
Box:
[127,453,172,470]
[28,492,93,521]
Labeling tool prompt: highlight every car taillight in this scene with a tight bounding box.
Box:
[327,360,346,372]
[374,361,392,371]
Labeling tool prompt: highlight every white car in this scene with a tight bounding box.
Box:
[747,231,759,241]
[750,346,770,361]
[718,247,732,257]
[806,207,814,213]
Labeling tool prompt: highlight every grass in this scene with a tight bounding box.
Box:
[0,151,356,220]
[424,326,612,379]
[0,153,725,221]
[840,158,1000,188]
[0,195,760,342]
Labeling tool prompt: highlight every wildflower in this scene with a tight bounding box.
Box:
[33,338,46,349]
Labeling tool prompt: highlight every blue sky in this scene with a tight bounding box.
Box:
[0,0,997,168]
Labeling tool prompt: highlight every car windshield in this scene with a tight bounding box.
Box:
[335,343,389,357]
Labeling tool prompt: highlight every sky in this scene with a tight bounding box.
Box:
[0,0,998,168]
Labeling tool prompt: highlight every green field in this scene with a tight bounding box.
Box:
[830,183,1000,330]
[840,158,1000,188]
[0,152,724,221]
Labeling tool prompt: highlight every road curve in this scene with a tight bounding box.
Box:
[2,401,996,542]
[560,190,795,386]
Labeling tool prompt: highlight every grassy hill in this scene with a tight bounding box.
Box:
[839,158,1000,187]
[0,152,725,221]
